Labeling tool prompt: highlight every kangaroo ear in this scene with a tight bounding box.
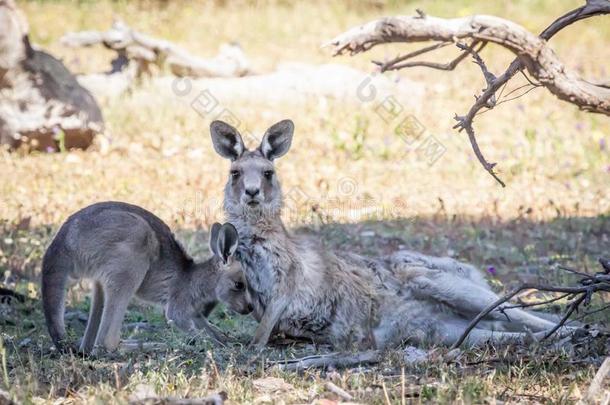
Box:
[259,119,294,161]
[216,223,239,264]
[208,222,222,256]
[210,120,245,160]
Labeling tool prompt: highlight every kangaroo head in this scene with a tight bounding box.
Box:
[208,222,254,315]
[210,119,294,219]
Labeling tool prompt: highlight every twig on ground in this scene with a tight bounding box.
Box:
[542,294,586,339]
[325,381,354,401]
[118,340,167,352]
[129,392,227,405]
[273,350,381,371]
[586,357,610,402]
[381,380,392,405]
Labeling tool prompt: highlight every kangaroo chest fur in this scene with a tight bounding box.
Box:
[233,220,392,346]
[237,231,343,341]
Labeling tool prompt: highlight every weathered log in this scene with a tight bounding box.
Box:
[0,0,103,152]
[61,20,250,79]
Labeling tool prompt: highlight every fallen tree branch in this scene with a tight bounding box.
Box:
[451,260,610,349]
[326,0,610,186]
[129,392,227,405]
[586,356,610,402]
[61,20,250,78]
[273,350,381,371]
[325,381,354,401]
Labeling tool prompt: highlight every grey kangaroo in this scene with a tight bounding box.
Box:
[42,201,253,353]
[211,120,568,350]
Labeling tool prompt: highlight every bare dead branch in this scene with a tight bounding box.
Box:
[451,266,610,349]
[453,113,506,187]
[388,41,486,73]
[493,85,540,107]
[373,41,457,72]
[542,294,586,339]
[326,1,610,186]
[326,10,610,115]
[499,83,538,101]
[501,292,571,310]
[456,42,497,108]
[519,70,542,88]
[571,303,610,322]
[373,41,450,70]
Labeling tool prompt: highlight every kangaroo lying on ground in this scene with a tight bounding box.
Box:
[42,201,253,353]
[211,119,565,349]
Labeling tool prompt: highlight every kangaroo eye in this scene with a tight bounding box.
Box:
[263,170,274,180]
[230,170,241,180]
[234,281,245,291]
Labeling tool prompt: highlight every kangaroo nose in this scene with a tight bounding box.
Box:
[247,304,254,313]
[245,188,260,197]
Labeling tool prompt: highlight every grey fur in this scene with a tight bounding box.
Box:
[41,201,253,353]
[211,120,568,350]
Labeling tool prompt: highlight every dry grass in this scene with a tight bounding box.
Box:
[1,0,609,403]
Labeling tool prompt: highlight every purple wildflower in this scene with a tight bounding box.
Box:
[487,266,497,276]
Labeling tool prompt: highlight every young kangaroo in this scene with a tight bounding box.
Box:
[42,201,253,353]
[211,120,567,350]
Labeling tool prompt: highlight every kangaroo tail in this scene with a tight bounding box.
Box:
[41,240,71,351]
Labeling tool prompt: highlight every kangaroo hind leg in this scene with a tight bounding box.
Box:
[80,281,104,354]
[435,317,532,347]
[94,262,146,352]
[41,245,74,351]
[412,274,557,332]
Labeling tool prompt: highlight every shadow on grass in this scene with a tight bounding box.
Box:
[0,212,608,399]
